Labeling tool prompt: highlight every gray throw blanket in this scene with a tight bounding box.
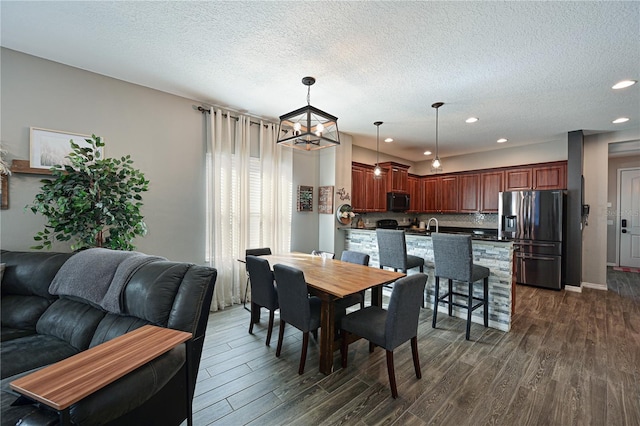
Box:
[49,248,166,314]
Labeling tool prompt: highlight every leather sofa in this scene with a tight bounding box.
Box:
[0,250,217,426]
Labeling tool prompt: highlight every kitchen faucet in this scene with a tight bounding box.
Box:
[426,217,439,233]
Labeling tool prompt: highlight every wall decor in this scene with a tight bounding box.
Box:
[1,175,8,209]
[336,187,351,201]
[318,186,334,214]
[297,185,313,212]
[336,204,355,225]
[30,127,102,170]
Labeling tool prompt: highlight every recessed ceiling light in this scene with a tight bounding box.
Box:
[423,150,432,156]
[465,117,479,123]
[612,80,637,89]
[497,138,508,143]
[612,117,630,124]
[384,138,393,143]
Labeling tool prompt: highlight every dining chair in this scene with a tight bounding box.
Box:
[340,273,427,398]
[336,250,370,310]
[245,255,278,346]
[243,247,272,311]
[311,250,335,259]
[273,264,346,374]
[431,233,490,340]
[376,229,424,273]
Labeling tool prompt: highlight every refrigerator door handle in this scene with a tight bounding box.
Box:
[516,253,557,261]
[513,242,557,247]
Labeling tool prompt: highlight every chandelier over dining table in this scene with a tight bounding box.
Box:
[277,76,340,151]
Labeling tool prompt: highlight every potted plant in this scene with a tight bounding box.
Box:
[28,135,149,251]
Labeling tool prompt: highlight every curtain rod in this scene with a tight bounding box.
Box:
[197,106,273,128]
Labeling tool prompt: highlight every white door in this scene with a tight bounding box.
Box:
[620,168,640,268]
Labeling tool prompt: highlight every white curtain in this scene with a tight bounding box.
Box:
[206,108,292,311]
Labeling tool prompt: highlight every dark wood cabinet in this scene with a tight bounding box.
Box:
[407,174,422,212]
[504,167,533,191]
[421,177,438,212]
[351,165,367,212]
[480,171,504,213]
[421,175,458,213]
[458,173,480,213]
[533,162,566,190]
[379,162,409,193]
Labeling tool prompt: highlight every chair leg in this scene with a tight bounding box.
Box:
[311,329,318,341]
[369,342,376,353]
[276,320,286,357]
[299,331,309,375]
[248,306,255,335]
[432,276,440,328]
[265,310,275,346]
[466,282,473,340]
[341,331,349,368]
[360,290,365,309]
[411,336,421,379]
[448,279,453,317]
[483,277,489,327]
[243,276,251,312]
[386,350,398,399]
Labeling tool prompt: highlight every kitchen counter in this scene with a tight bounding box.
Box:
[343,229,514,332]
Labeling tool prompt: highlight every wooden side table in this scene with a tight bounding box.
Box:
[10,325,192,426]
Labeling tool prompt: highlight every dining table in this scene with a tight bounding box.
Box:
[262,252,405,374]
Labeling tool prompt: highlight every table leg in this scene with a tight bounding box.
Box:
[318,296,336,375]
[371,285,383,307]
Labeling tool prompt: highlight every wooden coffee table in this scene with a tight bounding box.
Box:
[10,325,192,425]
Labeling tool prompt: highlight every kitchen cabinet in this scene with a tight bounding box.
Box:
[480,170,504,213]
[504,162,567,191]
[458,173,480,213]
[422,175,458,213]
[504,167,532,191]
[365,169,387,211]
[351,164,367,211]
[379,162,409,193]
[533,162,566,190]
[407,174,422,212]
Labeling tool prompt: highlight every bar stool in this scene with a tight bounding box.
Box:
[431,233,489,340]
[376,229,424,273]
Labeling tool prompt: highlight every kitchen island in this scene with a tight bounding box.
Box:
[344,229,514,332]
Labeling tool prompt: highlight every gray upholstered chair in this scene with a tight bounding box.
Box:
[245,255,278,346]
[340,273,427,398]
[376,229,424,273]
[335,250,370,310]
[243,247,272,311]
[272,264,323,374]
[431,233,490,340]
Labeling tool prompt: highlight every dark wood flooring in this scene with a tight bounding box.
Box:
[190,268,640,425]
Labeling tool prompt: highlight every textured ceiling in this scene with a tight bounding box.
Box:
[1,1,639,162]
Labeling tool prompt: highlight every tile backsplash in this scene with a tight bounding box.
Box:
[356,212,498,229]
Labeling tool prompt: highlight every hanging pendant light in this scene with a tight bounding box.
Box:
[277,76,340,151]
[373,121,383,179]
[431,102,444,172]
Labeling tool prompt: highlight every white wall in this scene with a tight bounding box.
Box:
[607,154,640,264]
[583,129,640,285]
[290,150,319,253]
[1,48,207,262]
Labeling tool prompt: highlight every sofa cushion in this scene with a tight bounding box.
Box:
[0,251,73,298]
[89,314,150,348]
[1,295,53,341]
[0,334,80,379]
[36,298,105,351]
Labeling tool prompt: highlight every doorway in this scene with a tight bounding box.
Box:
[618,167,640,268]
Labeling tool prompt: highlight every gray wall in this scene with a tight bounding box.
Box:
[1,48,208,263]
[607,154,640,264]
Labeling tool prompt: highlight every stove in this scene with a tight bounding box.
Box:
[376,219,399,229]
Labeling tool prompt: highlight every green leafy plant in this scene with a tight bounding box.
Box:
[28,135,149,251]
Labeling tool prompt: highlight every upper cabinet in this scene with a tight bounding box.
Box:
[379,162,409,193]
[351,160,566,214]
[504,162,567,191]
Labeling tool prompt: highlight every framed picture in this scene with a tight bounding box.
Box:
[30,127,100,169]
[297,185,313,212]
[1,175,7,210]
[318,186,334,214]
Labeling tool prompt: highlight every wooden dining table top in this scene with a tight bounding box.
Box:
[262,252,405,298]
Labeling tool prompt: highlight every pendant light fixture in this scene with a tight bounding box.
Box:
[373,121,383,179]
[431,102,444,172]
[277,76,340,151]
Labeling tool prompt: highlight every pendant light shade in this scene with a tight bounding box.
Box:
[431,102,444,172]
[373,121,383,179]
[277,76,340,151]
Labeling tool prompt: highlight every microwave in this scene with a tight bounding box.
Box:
[387,192,410,212]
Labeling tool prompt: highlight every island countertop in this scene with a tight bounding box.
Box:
[344,229,514,332]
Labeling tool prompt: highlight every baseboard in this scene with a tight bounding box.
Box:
[564,285,582,293]
[582,282,608,291]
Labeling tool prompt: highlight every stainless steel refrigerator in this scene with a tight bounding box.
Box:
[499,190,565,290]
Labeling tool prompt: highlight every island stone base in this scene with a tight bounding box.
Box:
[344,229,514,332]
